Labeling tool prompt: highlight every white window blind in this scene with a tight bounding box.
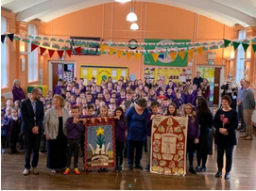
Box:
[1,16,8,87]
[236,29,246,83]
[28,24,38,82]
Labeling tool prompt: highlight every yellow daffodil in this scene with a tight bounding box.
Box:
[96,126,104,136]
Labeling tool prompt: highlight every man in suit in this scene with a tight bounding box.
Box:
[21,88,44,175]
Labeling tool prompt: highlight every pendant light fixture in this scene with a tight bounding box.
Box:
[114,0,131,3]
[130,22,139,30]
[126,0,137,22]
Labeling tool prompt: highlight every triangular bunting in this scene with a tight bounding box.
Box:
[178,51,185,60]
[1,35,6,43]
[66,49,72,58]
[196,47,204,56]
[100,44,107,54]
[109,48,116,56]
[74,47,82,55]
[117,50,124,58]
[48,49,55,58]
[232,41,240,51]
[57,50,64,58]
[224,39,231,48]
[169,52,177,61]
[242,43,249,52]
[252,44,256,53]
[134,52,141,61]
[40,47,46,55]
[126,51,132,60]
[187,49,194,59]
[7,34,14,42]
[152,53,159,62]
[31,43,38,52]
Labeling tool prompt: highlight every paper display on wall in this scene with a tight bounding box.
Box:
[112,70,117,77]
[83,70,88,76]
[92,70,97,76]
[121,70,126,77]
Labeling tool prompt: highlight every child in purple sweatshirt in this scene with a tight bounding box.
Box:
[114,106,128,172]
[63,105,84,175]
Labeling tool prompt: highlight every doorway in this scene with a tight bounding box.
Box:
[197,65,225,106]
[48,61,76,91]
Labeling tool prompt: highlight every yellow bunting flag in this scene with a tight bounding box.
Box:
[196,47,204,56]
[152,53,159,62]
[100,44,107,54]
[108,47,116,56]
[169,52,177,61]
[134,52,141,61]
[178,51,185,60]
[126,51,132,60]
[187,49,194,59]
[117,50,124,58]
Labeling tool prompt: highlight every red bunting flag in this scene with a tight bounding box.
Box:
[74,47,81,55]
[57,50,64,58]
[66,49,72,57]
[40,47,46,55]
[31,43,38,52]
[48,49,55,58]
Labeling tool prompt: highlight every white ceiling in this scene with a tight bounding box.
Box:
[1,0,256,27]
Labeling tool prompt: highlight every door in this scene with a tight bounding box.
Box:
[52,63,59,91]
[213,68,221,105]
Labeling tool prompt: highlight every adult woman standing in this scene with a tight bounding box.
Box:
[214,95,238,179]
[126,98,149,170]
[12,79,26,102]
[196,97,213,172]
[44,95,70,173]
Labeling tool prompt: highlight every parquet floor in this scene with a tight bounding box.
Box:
[1,130,256,190]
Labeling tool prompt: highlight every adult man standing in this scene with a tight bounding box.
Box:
[21,88,44,175]
[240,81,255,140]
[237,79,246,132]
[193,71,203,90]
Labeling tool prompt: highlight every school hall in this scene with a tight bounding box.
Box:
[1,0,256,190]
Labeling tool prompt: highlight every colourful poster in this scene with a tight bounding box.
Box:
[84,118,116,170]
[150,116,188,176]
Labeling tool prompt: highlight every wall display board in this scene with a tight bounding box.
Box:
[150,116,188,176]
[80,66,129,84]
[84,118,116,170]
[145,67,192,84]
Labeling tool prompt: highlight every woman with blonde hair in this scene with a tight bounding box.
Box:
[44,94,70,173]
[12,79,26,102]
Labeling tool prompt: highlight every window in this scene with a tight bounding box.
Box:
[1,16,8,88]
[235,29,246,83]
[28,24,38,82]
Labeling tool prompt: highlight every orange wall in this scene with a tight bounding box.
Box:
[2,2,239,94]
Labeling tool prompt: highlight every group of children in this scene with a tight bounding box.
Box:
[1,75,209,174]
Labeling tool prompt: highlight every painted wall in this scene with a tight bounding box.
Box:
[2,2,246,95]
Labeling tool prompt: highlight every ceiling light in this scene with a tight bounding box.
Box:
[114,0,131,3]
[130,22,139,30]
[126,7,137,22]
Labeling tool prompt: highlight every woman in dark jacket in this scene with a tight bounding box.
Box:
[213,95,238,179]
[196,97,213,172]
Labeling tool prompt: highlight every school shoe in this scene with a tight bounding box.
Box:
[195,166,201,172]
[145,164,150,171]
[118,166,123,172]
[102,168,108,172]
[63,168,70,175]
[74,168,80,175]
[128,165,133,171]
[10,150,19,154]
[115,166,119,172]
[23,168,30,176]
[225,172,230,179]
[33,167,39,175]
[189,167,196,174]
[215,171,222,178]
[135,165,143,170]
[86,169,92,173]
[98,168,103,172]
[200,167,206,172]
[240,134,248,138]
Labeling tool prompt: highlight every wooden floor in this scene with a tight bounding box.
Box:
[1,129,256,190]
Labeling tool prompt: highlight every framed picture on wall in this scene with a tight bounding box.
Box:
[84,118,116,170]
[70,36,100,56]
